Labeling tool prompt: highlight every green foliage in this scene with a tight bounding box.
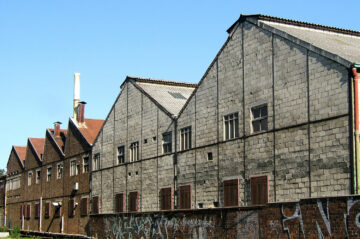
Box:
[10,225,20,238]
[0,226,8,232]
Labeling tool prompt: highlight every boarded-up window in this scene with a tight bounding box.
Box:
[115,193,125,213]
[179,185,191,209]
[26,204,31,219]
[45,202,50,218]
[35,203,40,219]
[68,199,75,217]
[160,188,172,210]
[250,175,269,205]
[80,198,88,216]
[54,204,62,218]
[92,196,100,214]
[128,192,139,212]
[223,179,239,207]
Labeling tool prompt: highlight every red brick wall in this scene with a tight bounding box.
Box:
[89,195,360,239]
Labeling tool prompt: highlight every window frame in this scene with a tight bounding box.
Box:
[93,153,100,171]
[224,112,239,140]
[159,187,173,210]
[28,171,33,186]
[180,126,192,151]
[128,191,139,212]
[47,167,52,182]
[178,185,192,209]
[83,155,90,173]
[117,145,125,164]
[250,175,269,205]
[70,159,76,176]
[223,179,240,207]
[35,169,41,184]
[129,142,139,162]
[57,163,63,179]
[162,132,172,154]
[251,104,268,133]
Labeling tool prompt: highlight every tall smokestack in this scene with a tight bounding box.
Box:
[73,73,80,119]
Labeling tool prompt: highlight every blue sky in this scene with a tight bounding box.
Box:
[1,0,359,170]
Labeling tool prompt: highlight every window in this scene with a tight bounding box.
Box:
[80,198,88,216]
[224,113,239,140]
[83,156,89,173]
[250,175,269,205]
[28,171,32,186]
[26,204,31,219]
[251,105,268,133]
[45,202,50,218]
[36,170,41,184]
[129,142,139,162]
[128,191,139,212]
[223,179,240,207]
[207,152,213,161]
[35,203,40,219]
[68,199,75,217]
[180,127,191,150]
[57,163,63,179]
[54,202,62,218]
[7,176,20,191]
[160,188,172,210]
[179,185,191,209]
[47,167,52,182]
[117,146,125,164]
[92,196,100,214]
[115,193,125,213]
[162,132,172,154]
[76,163,80,175]
[70,160,76,176]
[93,153,100,171]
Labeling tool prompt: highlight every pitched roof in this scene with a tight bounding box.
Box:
[127,76,197,116]
[48,128,67,154]
[229,14,360,64]
[28,137,45,159]
[13,146,26,164]
[75,118,104,145]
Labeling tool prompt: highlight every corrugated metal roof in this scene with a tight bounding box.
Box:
[133,78,196,116]
[260,20,360,63]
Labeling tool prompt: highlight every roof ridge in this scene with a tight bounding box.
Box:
[125,76,197,88]
[258,14,360,37]
[227,14,360,37]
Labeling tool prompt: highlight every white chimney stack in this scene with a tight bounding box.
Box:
[73,73,80,119]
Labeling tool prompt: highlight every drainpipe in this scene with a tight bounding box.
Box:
[353,64,360,194]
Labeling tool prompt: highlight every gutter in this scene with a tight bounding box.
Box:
[352,64,360,194]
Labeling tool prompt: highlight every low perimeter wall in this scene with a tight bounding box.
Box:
[89,195,360,239]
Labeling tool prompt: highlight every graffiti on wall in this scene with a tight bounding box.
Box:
[104,214,215,239]
[265,197,360,239]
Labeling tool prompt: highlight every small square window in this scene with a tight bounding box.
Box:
[207,152,213,161]
[144,139,148,144]
[162,132,172,154]
[117,146,125,164]
[251,105,268,133]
